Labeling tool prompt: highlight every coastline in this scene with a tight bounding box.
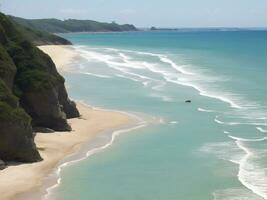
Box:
[55,30,139,35]
[0,45,134,200]
[38,45,79,71]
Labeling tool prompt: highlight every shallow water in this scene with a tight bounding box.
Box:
[50,31,267,200]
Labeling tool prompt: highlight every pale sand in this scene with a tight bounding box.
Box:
[0,46,131,200]
[38,45,78,70]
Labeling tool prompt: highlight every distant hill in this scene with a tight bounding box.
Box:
[8,17,71,45]
[12,22,71,45]
[11,16,138,33]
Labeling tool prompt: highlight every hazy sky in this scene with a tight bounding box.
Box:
[2,0,267,27]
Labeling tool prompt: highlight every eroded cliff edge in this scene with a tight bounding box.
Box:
[0,13,79,165]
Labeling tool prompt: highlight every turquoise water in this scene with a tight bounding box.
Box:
[51,31,267,200]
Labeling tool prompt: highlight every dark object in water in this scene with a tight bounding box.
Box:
[185,100,191,103]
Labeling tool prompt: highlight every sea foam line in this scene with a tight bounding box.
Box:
[226,135,267,199]
[43,124,146,200]
[42,102,147,200]
[228,135,267,142]
[77,48,161,87]
[80,72,112,78]
[159,56,194,75]
[74,45,267,199]
[115,74,139,82]
[165,77,241,109]
[198,107,216,113]
[212,187,264,200]
[77,46,243,110]
[135,50,243,109]
[214,116,267,126]
[234,139,267,199]
[76,46,267,134]
[75,45,267,200]
[256,127,267,133]
[202,136,267,199]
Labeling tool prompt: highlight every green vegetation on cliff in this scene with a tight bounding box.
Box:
[15,25,72,45]
[0,80,17,107]
[7,39,64,93]
[0,12,79,164]
[0,14,63,94]
[11,16,138,33]
[7,16,71,45]
[0,75,42,162]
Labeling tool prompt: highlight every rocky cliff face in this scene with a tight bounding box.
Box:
[0,12,79,164]
[0,80,42,162]
[0,108,42,162]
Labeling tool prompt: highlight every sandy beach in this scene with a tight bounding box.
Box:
[39,45,79,71]
[0,46,131,200]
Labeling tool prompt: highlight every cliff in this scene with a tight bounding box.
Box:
[11,16,138,33]
[0,13,79,164]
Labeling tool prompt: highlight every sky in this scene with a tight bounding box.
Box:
[2,0,267,28]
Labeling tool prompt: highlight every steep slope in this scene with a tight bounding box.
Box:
[9,17,71,45]
[0,13,79,163]
[15,25,72,45]
[11,16,138,33]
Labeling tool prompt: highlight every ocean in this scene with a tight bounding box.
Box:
[48,30,267,200]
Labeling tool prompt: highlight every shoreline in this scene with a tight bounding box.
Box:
[19,102,144,200]
[0,45,137,200]
[38,45,80,71]
[55,30,139,35]
[43,103,145,200]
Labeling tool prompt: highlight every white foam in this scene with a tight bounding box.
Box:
[134,52,242,109]
[235,140,267,199]
[199,141,245,164]
[202,138,267,199]
[77,46,262,134]
[77,48,145,70]
[142,62,173,77]
[136,51,163,57]
[151,81,166,91]
[76,46,243,110]
[134,51,193,76]
[256,127,267,133]
[213,187,264,200]
[82,51,160,85]
[41,100,148,200]
[159,56,194,75]
[214,117,225,125]
[214,118,241,126]
[118,52,130,60]
[198,108,216,113]
[150,93,175,102]
[214,116,267,126]
[122,70,157,81]
[115,74,140,82]
[228,135,267,142]
[43,123,147,200]
[142,81,150,86]
[71,45,267,200]
[159,117,165,124]
[80,72,112,78]
[163,77,242,109]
